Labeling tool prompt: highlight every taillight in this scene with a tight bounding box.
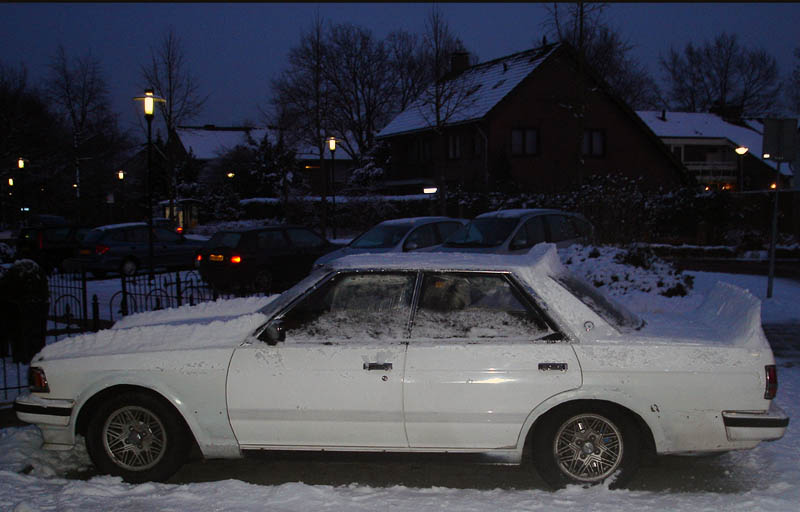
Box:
[230,255,242,264]
[765,365,778,399]
[37,232,44,250]
[176,226,184,234]
[196,254,203,262]
[29,367,50,393]
[95,244,110,255]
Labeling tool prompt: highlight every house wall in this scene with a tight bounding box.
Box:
[485,54,683,192]
[384,52,685,193]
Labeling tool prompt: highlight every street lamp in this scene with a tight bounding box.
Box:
[17,157,26,169]
[134,88,166,280]
[117,170,125,221]
[735,146,748,191]
[327,136,337,239]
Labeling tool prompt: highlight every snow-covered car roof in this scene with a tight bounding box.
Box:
[476,209,572,219]
[328,243,563,276]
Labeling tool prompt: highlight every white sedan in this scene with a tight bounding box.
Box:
[15,245,788,487]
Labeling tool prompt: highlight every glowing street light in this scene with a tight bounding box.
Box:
[327,136,337,239]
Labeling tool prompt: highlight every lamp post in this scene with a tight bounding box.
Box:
[327,137,337,239]
[735,146,749,191]
[134,88,166,280]
[117,170,126,221]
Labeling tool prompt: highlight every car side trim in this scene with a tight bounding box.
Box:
[14,401,73,417]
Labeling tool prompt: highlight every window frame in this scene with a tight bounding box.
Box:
[581,129,606,157]
[511,128,539,156]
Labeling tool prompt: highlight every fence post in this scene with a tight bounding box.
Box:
[92,294,100,332]
[120,275,129,316]
[81,270,89,332]
[176,271,182,308]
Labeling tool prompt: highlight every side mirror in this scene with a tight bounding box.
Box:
[259,322,286,345]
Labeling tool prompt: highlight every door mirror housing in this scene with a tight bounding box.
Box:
[259,321,286,345]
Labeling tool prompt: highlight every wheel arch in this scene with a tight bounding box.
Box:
[75,384,200,455]
[521,398,657,463]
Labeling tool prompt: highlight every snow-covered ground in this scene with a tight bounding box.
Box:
[0,245,798,510]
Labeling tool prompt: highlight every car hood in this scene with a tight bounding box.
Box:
[35,296,276,362]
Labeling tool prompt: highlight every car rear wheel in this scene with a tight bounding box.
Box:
[86,391,190,483]
[120,259,138,276]
[533,404,641,489]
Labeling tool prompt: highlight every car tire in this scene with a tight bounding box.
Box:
[533,403,641,489]
[120,259,138,276]
[253,269,273,295]
[85,391,190,483]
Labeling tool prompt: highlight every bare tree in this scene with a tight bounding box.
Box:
[788,48,800,115]
[47,46,126,221]
[660,32,781,116]
[386,30,433,114]
[140,28,206,134]
[270,14,332,232]
[544,2,663,109]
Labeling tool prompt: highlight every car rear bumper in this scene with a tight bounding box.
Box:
[14,394,77,450]
[722,403,789,442]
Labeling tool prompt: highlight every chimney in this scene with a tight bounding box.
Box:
[450,51,470,75]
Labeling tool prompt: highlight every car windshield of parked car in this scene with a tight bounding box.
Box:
[554,273,644,331]
[411,272,555,340]
[277,272,416,341]
[444,218,519,247]
[208,232,242,248]
[82,229,105,243]
[349,224,411,249]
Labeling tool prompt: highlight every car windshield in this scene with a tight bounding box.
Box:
[444,218,519,248]
[349,224,411,249]
[554,273,644,331]
[208,232,242,248]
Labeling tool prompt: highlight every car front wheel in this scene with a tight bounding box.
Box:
[533,404,641,489]
[85,391,190,483]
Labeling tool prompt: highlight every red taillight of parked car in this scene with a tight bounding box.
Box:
[230,255,242,264]
[29,367,50,393]
[196,254,203,262]
[176,226,184,234]
[95,244,110,255]
[765,365,778,399]
[37,232,44,250]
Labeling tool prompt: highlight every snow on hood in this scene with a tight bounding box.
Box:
[36,296,276,361]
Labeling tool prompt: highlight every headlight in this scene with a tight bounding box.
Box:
[29,367,50,393]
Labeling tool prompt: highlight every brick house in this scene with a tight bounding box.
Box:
[376,43,688,194]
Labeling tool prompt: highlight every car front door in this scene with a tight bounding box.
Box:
[403,272,581,449]
[227,271,415,449]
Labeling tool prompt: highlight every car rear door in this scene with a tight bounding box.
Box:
[227,271,415,449]
[403,271,581,449]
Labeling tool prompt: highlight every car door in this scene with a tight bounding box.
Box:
[284,227,330,279]
[403,271,581,449]
[545,214,583,248]
[227,271,415,449]
[153,227,186,266]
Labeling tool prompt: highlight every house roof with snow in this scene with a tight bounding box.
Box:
[636,111,790,176]
[377,44,561,138]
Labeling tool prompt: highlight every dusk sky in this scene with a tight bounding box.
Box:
[2,2,799,139]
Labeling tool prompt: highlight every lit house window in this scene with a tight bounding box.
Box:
[582,130,605,157]
[511,128,538,155]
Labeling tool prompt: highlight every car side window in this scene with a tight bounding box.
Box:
[411,272,553,340]
[404,224,438,250]
[286,228,325,249]
[510,216,546,249]
[126,228,149,243]
[436,222,462,242]
[155,228,181,242]
[547,215,580,242]
[277,272,416,343]
[257,230,286,250]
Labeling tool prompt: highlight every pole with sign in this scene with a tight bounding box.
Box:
[761,118,797,298]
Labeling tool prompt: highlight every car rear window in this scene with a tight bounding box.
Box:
[554,273,643,331]
[208,232,242,248]
[350,224,410,249]
[444,218,519,248]
[83,229,105,243]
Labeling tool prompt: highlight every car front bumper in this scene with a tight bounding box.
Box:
[14,394,76,450]
[722,403,789,442]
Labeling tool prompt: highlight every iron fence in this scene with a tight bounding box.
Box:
[2,268,237,404]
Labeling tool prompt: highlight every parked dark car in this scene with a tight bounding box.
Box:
[63,222,206,277]
[313,217,467,268]
[434,209,594,254]
[16,224,93,273]
[198,225,340,294]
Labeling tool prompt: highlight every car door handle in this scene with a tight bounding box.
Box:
[363,362,393,371]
